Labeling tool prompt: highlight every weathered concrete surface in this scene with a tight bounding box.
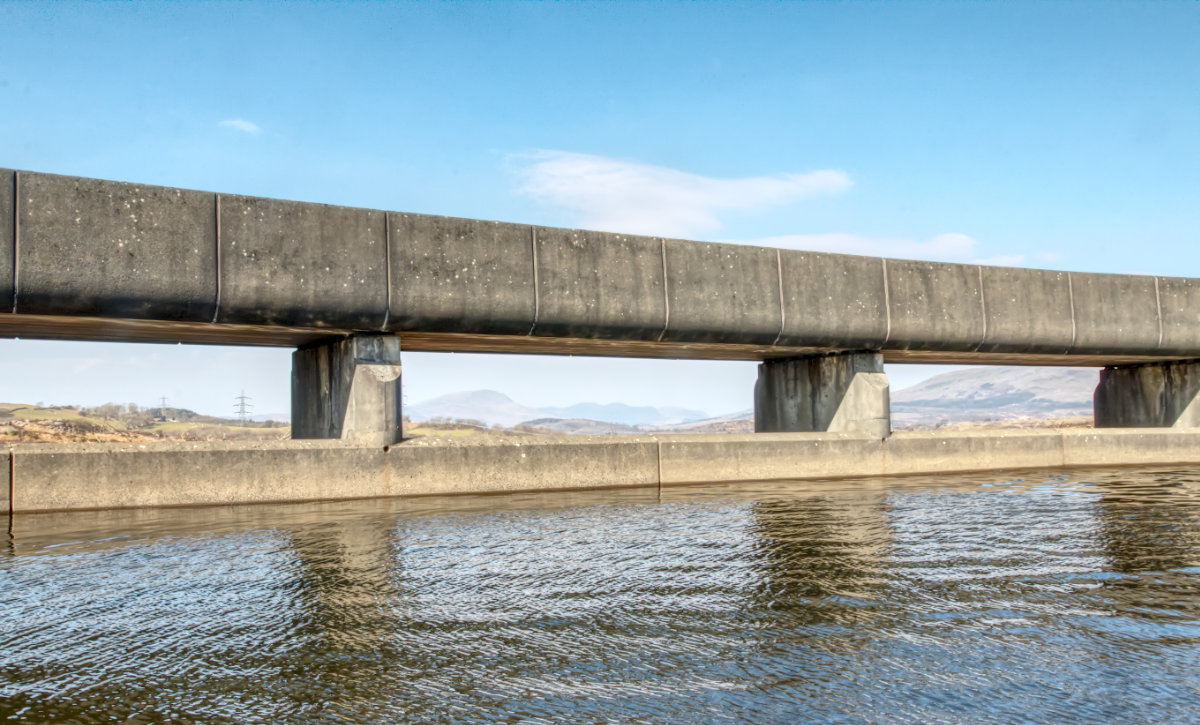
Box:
[388,214,535,335]
[3,450,10,512]
[16,171,217,320]
[388,437,660,496]
[881,430,1067,475]
[2,168,1200,367]
[978,267,1073,354]
[777,251,888,348]
[1094,360,1200,428]
[1156,277,1200,355]
[217,195,387,329]
[10,429,1200,513]
[10,443,391,511]
[1070,273,1161,355]
[663,240,780,345]
[1,171,14,313]
[755,352,890,437]
[658,434,881,484]
[1061,428,1200,466]
[532,227,665,340]
[885,260,985,351]
[292,335,403,445]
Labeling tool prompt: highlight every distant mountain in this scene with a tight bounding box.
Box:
[407,389,710,428]
[521,418,644,435]
[540,402,707,426]
[405,367,1098,434]
[405,390,546,428]
[891,366,1095,427]
[658,409,755,431]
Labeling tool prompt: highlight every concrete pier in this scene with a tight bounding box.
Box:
[291,335,403,445]
[1094,360,1200,428]
[754,352,890,437]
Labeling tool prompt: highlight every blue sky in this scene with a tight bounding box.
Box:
[1,1,1198,417]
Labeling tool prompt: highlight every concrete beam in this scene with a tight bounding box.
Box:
[1156,277,1200,355]
[885,260,985,351]
[532,227,666,340]
[1094,360,1200,428]
[16,171,217,320]
[1,171,13,313]
[977,267,1074,354]
[777,251,888,348]
[292,334,403,445]
[388,213,535,335]
[1071,273,1161,355]
[217,195,387,329]
[754,352,890,437]
[2,168,1200,368]
[663,240,781,345]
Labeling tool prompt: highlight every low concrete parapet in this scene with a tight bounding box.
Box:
[9,429,1200,514]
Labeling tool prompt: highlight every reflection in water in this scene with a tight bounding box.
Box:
[2,470,1199,723]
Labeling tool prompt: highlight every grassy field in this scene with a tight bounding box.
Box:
[0,403,289,443]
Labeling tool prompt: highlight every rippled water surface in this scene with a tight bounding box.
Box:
[3,467,1200,723]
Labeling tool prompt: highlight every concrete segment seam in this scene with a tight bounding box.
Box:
[381,212,392,331]
[881,259,892,345]
[975,266,988,351]
[657,238,670,342]
[528,226,539,335]
[771,248,785,347]
[1154,276,1164,349]
[211,194,222,323]
[656,440,663,491]
[1067,272,1077,351]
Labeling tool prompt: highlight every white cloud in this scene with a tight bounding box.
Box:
[513,150,1032,266]
[731,232,1028,266]
[740,232,980,262]
[515,150,851,238]
[219,119,261,134]
[973,254,1027,267]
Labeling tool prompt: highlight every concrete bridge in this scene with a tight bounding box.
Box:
[4,168,1199,443]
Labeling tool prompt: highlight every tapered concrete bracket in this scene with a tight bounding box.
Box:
[1094,360,1200,428]
[292,335,403,445]
[755,352,891,437]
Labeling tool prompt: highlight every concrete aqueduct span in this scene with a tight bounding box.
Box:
[4,169,1200,512]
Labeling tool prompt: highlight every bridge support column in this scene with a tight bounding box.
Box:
[1094,360,1200,428]
[292,334,403,445]
[754,352,890,437]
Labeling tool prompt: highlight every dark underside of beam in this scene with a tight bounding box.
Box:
[0,312,1188,367]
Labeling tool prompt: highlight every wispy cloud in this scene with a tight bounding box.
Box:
[734,232,1027,266]
[513,150,1036,266]
[219,119,261,134]
[973,254,1027,267]
[515,150,851,238]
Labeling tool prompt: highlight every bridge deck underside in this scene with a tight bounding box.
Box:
[0,312,1186,367]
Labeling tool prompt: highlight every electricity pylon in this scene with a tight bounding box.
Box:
[234,390,253,423]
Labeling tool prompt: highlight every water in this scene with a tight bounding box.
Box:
[2,467,1199,723]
